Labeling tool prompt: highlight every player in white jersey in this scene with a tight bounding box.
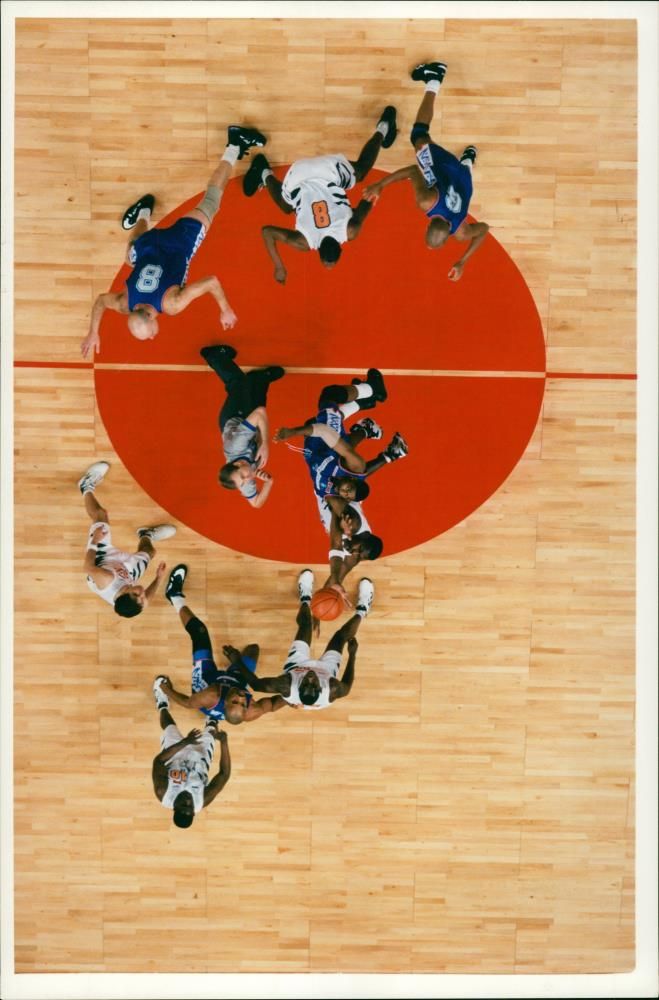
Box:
[233,570,374,710]
[242,106,398,283]
[152,680,231,828]
[78,461,175,618]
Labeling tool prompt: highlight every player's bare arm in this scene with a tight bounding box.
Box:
[329,637,358,702]
[143,561,167,602]
[244,695,289,721]
[158,676,219,712]
[261,225,310,284]
[363,164,420,202]
[246,406,270,469]
[203,731,231,807]
[81,291,129,360]
[234,663,292,697]
[163,275,237,329]
[346,199,374,240]
[448,220,490,281]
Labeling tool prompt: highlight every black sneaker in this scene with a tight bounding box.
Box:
[410,61,448,84]
[352,417,383,441]
[384,432,408,462]
[263,365,285,383]
[165,564,188,604]
[351,368,387,408]
[122,194,155,231]
[377,105,398,149]
[243,153,271,196]
[227,125,267,161]
[460,145,478,166]
[200,345,238,373]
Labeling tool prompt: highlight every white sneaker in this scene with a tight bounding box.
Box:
[356,578,374,616]
[297,568,314,603]
[78,461,110,494]
[137,524,177,541]
[153,676,169,710]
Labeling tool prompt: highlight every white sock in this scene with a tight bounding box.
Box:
[339,400,360,418]
[355,608,367,618]
[81,484,95,495]
[355,383,373,400]
[425,80,440,95]
[376,121,389,140]
[222,145,240,166]
[137,207,151,221]
[461,158,473,172]
[171,595,186,611]
[261,167,273,184]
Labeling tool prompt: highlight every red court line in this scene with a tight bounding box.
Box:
[13,361,638,380]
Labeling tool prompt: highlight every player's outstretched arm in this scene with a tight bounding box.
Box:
[246,695,290,720]
[166,275,237,328]
[159,677,218,712]
[329,637,358,702]
[203,731,231,807]
[363,164,419,203]
[144,561,167,602]
[81,291,128,360]
[273,423,313,443]
[448,221,490,281]
[346,199,374,241]
[235,666,292,697]
[261,225,309,284]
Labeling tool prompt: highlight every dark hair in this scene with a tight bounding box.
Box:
[353,480,370,502]
[219,462,240,489]
[319,236,342,264]
[353,531,383,561]
[299,687,319,706]
[114,593,143,618]
[173,809,194,829]
[426,217,450,248]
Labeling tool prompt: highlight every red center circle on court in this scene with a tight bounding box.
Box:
[95,169,545,563]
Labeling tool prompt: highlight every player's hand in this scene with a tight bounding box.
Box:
[274,265,287,285]
[222,644,241,664]
[255,469,272,482]
[185,729,202,745]
[158,675,172,692]
[220,306,238,330]
[273,427,290,442]
[91,524,109,544]
[347,637,359,654]
[217,730,228,744]
[328,582,352,608]
[312,614,321,638]
[448,261,464,282]
[363,183,381,203]
[155,561,167,579]
[81,332,100,361]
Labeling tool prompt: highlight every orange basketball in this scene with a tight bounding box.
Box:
[310,587,345,621]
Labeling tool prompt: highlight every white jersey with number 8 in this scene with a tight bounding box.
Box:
[281,155,357,250]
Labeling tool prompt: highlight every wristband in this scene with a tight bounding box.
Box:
[329,549,346,560]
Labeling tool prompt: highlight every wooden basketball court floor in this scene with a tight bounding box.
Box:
[6,11,649,988]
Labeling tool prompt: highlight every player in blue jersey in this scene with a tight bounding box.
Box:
[155,565,289,726]
[80,124,266,360]
[364,61,490,281]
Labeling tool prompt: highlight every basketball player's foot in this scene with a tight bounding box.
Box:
[227,125,267,160]
[200,344,238,373]
[137,524,177,542]
[165,564,188,604]
[153,676,169,710]
[78,461,110,494]
[356,578,374,617]
[243,152,271,196]
[122,194,155,231]
[384,432,408,462]
[411,61,447,84]
[263,365,285,383]
[297,568,314,604]
[352,417,383,441]
[460,145,478,166]
[352,369,387,409]
[377,105,398,149]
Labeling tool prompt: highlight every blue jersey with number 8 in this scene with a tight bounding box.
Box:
[125,217,206,312]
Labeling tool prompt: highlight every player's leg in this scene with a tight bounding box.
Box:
[346,417,383,448]
[186,124,267,227]
[243,364,286,412]
[409,61,447,147]
[200,344,253,429]
[294,570,314,644]
[243,152,295,214]
[163,565,214,657]
[318,369,386,413]
[350,106,398,182]
[78,461,110,523]
[363,432,408,476]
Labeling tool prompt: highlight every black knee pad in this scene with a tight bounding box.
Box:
[318,384,349,408]
[185,616,211,654]
[411,122,430,145]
